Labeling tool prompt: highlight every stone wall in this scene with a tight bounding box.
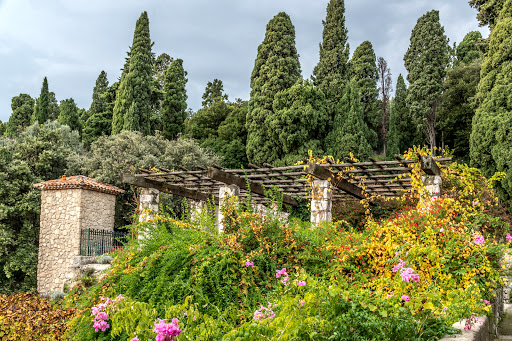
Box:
[80,190,116,231]
[37,188,116,295]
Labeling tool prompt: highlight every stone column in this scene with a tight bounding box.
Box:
[138,188,159,242]
[189,199,205,220]
[310,180,333,224]
[422,175,442,200]
[217,185,240,233]
[139,188,159,222]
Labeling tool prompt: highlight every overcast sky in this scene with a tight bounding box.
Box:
[0,0,488,123]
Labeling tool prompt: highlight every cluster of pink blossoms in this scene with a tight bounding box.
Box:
[153,318,183,341]
[507,233,512,243]
[392,260,419,282]
[253,302,276,321]
[245,261,254,267]
[473,233,485,245]
[464,315,479,330]
[91,295,124,332]
[276,268,289,285]
[401,295,410,302]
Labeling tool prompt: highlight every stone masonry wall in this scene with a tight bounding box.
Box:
[80,190,115,231]
[37,188,116,294]
[37,189,81,294]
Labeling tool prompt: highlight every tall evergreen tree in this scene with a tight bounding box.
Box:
[456,31,483,65]
[351,41,379,148]
[89,71,109,118]
[270,80,328,165]
[469,0,506,28]
[326,80,372,160]
[404,10,450,152]
[112,11,153,135]
[312,0,350,128]
[58,98,82,133]
[161,59,188,140]
[386,98,400,159]
[202,79,228,107]
[246,12,301,164]
[470,0,512,200]
[33,77,50,124]
[83,82,117,147]
[5,94,34,136]
[154,53,173,88]
[377,56,392,155]
[393,74,414,152]
[214,100,249,169]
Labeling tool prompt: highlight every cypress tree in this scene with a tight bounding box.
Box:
[246,12,301,164]
[469,0,505,29]
[58,98,82,133]
[404,10,450,152]
[312,0,350,126]
[89,71,109,118]
[377,56,392,155]
[33,77,50,124]
[5,94,34,136]
[351,41,379,148]
[470,0,512,199]
[112,11,153,135]
[83,82,117,147]
[326,80,372,160]
[386,98,400,159]
[161,59,188,140]
[393,74,415,152]
[456,31,483,65]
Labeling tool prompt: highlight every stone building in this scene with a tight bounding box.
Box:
[33,175,124,295]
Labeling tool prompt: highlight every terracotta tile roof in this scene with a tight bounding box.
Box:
[33,175,125,195]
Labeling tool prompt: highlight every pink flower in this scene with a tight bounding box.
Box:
[507,233,512,243]
[153,318,182,340]
[392,259,406,272]
[130,337,139,341]
[93,319,110,332]
[297,281,306,287]
[400,268,420,282]
[386,293,394,299]
[401,295,410,302]
[474,233,485,246]
[280,276,289,285]
[276,268,287,278]
[440,228,444,233]
[481,299,491,305]
[300,300,305,306]
[245,261,254,267]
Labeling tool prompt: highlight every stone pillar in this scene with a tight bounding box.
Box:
[217,185,240,233]
[189,199,205,220]
[33,175,123,296]
[422,175,442,200]
[310,180,333,224]
[139,188,159,223]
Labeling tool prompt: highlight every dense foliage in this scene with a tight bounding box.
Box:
[53,150,508,340]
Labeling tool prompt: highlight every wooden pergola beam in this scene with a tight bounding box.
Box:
[207,167,298,206]
[306,163,366,200]
[122,174,218,204]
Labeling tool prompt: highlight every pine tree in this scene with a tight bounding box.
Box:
[326,80,372,160]
[5,94,34,136]
[351,41,379,148]
[82,82,117,147]
[161,59,188,140]
[246,12,301,164]
[404,10,450,152]
[112,11,153,135]
[456,31,483,65]
[33,77,50,124]
[470,0,512,200]
[312,0,350,126]
[202,79,228,107]
[58,98,82,133]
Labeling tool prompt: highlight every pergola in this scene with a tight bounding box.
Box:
[123,155,450,229]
